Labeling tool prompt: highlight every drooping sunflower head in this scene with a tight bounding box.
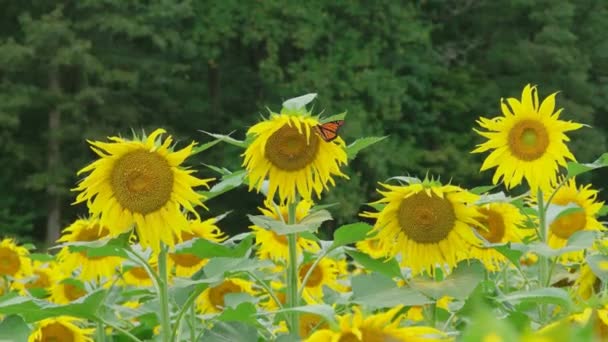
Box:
[242,109,348,203]
[473,84,583,192]
[299,257,349,303]
[196,278,257,314]
[56,217,123,282]
[306,306,449,342]
[363,180,482,275]
[250,199,320,261]
[73,128,214,251]
[469,201,528,271]
[49,278,88,304]
[168,217,226,277]
[543,179,604,262]
[0,238,32,279]
[28,316,94,342]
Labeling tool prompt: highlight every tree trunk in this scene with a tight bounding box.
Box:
[46,69,62,246]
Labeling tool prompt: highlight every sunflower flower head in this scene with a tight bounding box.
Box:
[11,260,57,296]
[363,179,482,275]
[242,100,348,203]
[299,257,350,303]
[49,277,88,305]
[306,306,449,342]
[0,239,32,281]
[73,128,214,252]
[196,277,257,314]
[56,217,123,282]
[473,84,583,192]
[28,316,94,342]
[168,217,226,278]
[250,199,320,262]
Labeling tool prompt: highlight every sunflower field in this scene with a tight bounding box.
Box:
[2,86,608,342]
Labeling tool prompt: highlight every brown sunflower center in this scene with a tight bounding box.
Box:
[299,314,327,338]
[477,208,506,243]
[110,149,174,215]
[361,328,397,342]
[76,224,110,241]
[299,262,323,288]
[27,270,51,289]
[128,266,150,280]
[274,232,288,245]
[0,247,21,276]
[264,124,319,171]
[507,119,549,161]
[397,192,456,243]
[39,322,75,342]
[63,283,86,302]
[550,203,586,239]
[209,281,242,309]
[338,332,361,342]
[169,253,202,267]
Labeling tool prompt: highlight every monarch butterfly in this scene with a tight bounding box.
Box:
[314,120,345,142]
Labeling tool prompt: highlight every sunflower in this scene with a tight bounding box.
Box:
[363,180,481,275]
[12,260,57,296]
[473,84,583,192]
[545,179,603,261]
[28,316,94,342]
[49,278,88,304]
[168,217,226,278]
[299,258,349,303]
[196,278,257,314]
[573,264,600,300]
[242,110,348,203]
[250,199,320,261]
[120,255,159,288]
[355,237,386,260]
[537,307,608,341]
[73,128,213,251]
[469,202,528,271]
[56,218,123,281]
[306,306,449,342]
[0,238,32,279]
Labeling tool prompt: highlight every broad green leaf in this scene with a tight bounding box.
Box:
[494,243,524,267]
[470,184,499,195]
[567,153,608,178]
[476,191,509,205]
[217,301,257,325]
[522,230,597,258]
[586,254,608,282]
[28,253,54,262]
[332,222,372,248]
[282,93,317,111]
[202,321,259,342]
[176,234,253,259]
[191,137,222,155]
[247,209,331,235]
[346,136,387,160]
[204,257,274,279]
[0,315,30,341]
[199,131,247,148]
[498,287,573,310]
[59,232,130,258]
[200,169,247,201]
[273,304,336,326]
[545,203,583,227]
[410,261,485,300]
[351,273,431,309]
[202,164,233,176]
[346,250,401,279]
[319,111,346,123]
[598,205,608,217]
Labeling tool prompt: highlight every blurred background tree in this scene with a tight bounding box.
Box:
[1,0,606,246]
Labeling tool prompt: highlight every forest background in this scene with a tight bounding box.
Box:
[1,1,607,247]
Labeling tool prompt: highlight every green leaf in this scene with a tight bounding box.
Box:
[409,261,485,300]
[176,234,253,259]
[494,243,524,267]
[567,153,608,178]
[346,250,401,279]
[0,315,30,341]
[598,205,608,217]
[586,254,608,282]
[202,322,259,342]
[282,93,317,111]
[200,169,247,201]
[332,222,373,248]
[351,273,431,309]
[217,301,258,325]
[346,136,387,160]
[470,184,500,195]
[203,257,274,279]
[545,203,583,227]
[498,287,573,310]
[198,131,247,148]
[191,137,222,155]
[320,112,347,123]
[273,304,336,326]
[59,232,130,259]
[28,253,54,262]
[521,230,597,258]
[247,209,332,235]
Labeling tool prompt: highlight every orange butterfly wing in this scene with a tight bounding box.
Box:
[315,120,345,142]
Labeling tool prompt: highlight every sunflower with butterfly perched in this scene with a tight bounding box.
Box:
[242,94,348,203]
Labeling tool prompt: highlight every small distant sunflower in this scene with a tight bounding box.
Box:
[28,316,94,342]
[355,237,386,259]
[12,260,57,296]
[469,202,528,271]
[546,179,603,260]
[73,128,213,251]
[120,256,159,288]
[574,264,600,300]
[473,84,583,192]
[299,258,349,303]
[250,200,320,261]
[242,110,348,203]
[168,217,226,277]
[56,218,123,281]
[306,306,449,342]
[298,313,329,339]
[0,238,32,279]
[196,278,257,314]
[49,278,88,304]
[363,180,481,275]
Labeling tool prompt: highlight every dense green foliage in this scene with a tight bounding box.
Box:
[1,1,607,245]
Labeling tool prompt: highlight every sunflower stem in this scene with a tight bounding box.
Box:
[190,301,196,342]
[536,188,550,323]
[97,320,105,342]
[158,243,172,342]
[97,318,143,342]
[286,201,300,334]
